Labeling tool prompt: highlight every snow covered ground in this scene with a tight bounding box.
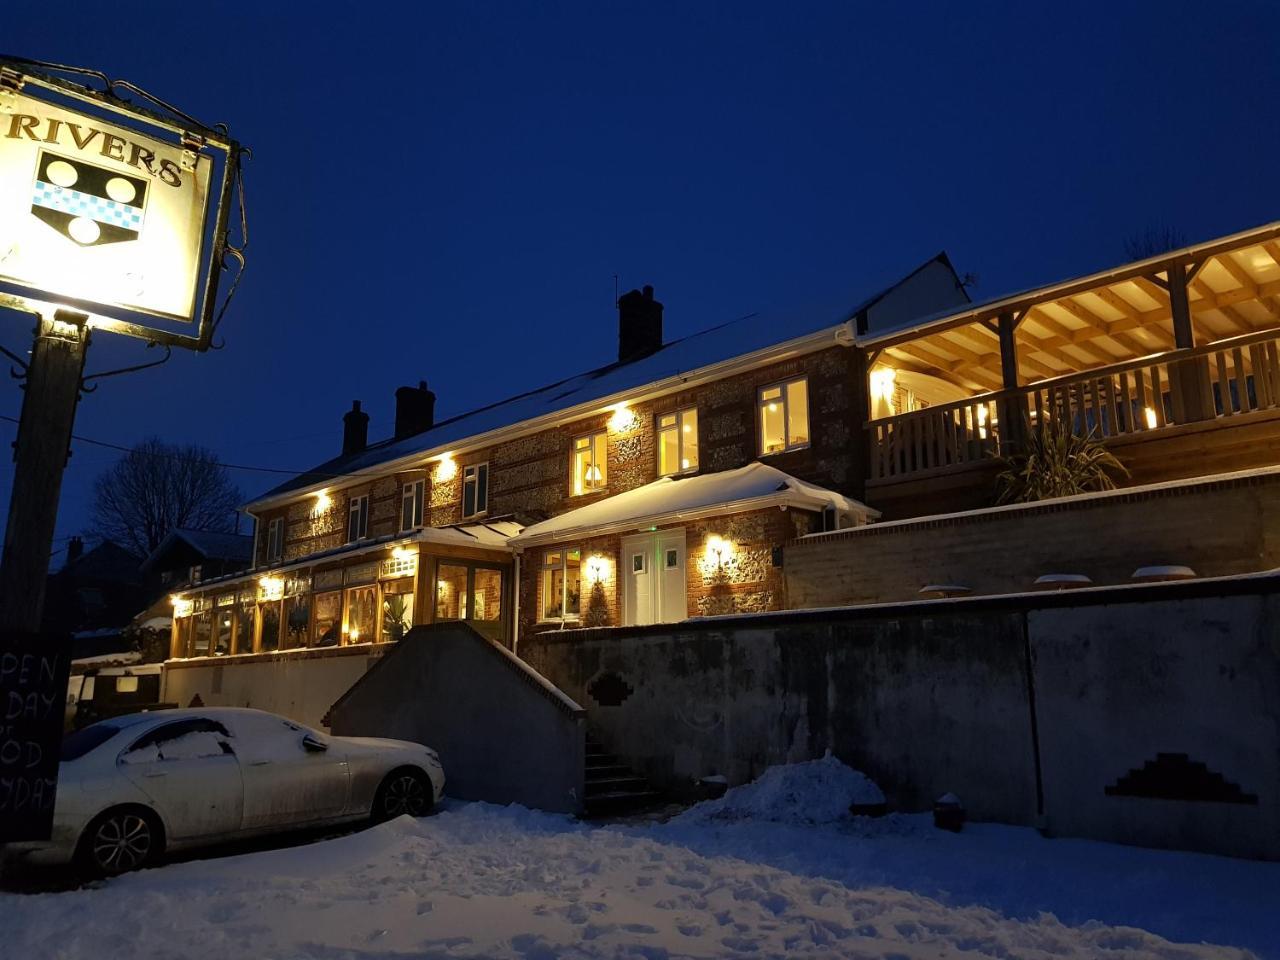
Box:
[4,758,1276,958]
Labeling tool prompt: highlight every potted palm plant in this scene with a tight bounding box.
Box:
[995,414,1129,505]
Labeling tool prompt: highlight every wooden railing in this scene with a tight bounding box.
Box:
[868,328,1280,481]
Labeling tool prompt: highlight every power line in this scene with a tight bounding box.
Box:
[0,414,371,482]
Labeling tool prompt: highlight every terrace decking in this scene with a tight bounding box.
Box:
[860,223,1280,519]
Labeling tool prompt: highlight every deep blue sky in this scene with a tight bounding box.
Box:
[3,2,1278,562]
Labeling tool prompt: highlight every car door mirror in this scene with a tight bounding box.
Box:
[302,733,328,753]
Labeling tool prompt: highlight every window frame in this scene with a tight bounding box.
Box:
[265,517,284,563]
[657,407,699,477]
[462,462,489,519]
[539,547,582,623]
[571,432,608,497]
[757,377,811,456]
[347,494,370,543]
[400,479,425,532]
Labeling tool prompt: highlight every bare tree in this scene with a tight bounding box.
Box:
[1124,224,1187,262]
[89,438,244,557]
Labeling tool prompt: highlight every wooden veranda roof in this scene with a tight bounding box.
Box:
[861,222,1280,394]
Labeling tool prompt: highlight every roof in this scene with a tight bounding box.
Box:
[248,253,968,509]
[141,528,254,573]
[859,219,1280,349]
[509,463,878,547]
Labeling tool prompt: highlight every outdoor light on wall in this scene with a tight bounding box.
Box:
[609,404,639,433]
[171,596,193,618]
[258,576,284,602]
[435,455,458,482]
[391,545,415,562]
[585,555,610,585]
[705,535,734,568]
[870,366,897,403]
[311,491,332,517]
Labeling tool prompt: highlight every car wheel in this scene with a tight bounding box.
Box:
[78,807,163,877]
[373,767,433,822]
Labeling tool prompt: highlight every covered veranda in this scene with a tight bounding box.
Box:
[860,222,1280,517]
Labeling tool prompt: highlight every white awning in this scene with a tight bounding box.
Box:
[510,462,878,548]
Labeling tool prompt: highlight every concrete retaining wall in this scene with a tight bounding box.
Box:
[523,574,1280,859]
[162,645,381,730]
[329,623,586,814]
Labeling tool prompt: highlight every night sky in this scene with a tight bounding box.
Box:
[3,2,1278,563]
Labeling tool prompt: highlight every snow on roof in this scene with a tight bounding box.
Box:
[416,520,523,550]
[72,650,142,667]
[141,528,254,572]
[510,463,877,547]
[250,254,967,509]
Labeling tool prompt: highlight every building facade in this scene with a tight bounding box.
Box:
[168,257,967,664]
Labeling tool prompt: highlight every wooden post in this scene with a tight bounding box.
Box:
[0,312,90,632]
[996,312,1027,451]
[1166,262,1215,423]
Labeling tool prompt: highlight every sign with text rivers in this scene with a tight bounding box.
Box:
[0,632,70,842]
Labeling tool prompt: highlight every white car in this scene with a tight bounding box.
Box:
[5,707,445,876]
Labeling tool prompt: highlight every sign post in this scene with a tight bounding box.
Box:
[0,57,246,840]
[0,57,246,634]
[0,312,89,631]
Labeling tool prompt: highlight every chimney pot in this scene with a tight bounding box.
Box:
[342,400,370,456]
[395,381,437,440]
[617,284,664,363]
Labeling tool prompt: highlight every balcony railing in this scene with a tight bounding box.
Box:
[867,327,1280,481]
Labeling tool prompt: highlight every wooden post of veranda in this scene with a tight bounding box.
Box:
[0,311,90,632]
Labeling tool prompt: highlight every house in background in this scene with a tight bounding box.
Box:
[165,251,968,665]
[42,537,148,659]
[141,528,255,591]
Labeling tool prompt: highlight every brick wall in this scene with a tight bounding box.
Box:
[786,468,1280,607]
[419,346,861,534]
[518,506,817,639]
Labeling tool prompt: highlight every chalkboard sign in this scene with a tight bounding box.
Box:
[0,631,71,843]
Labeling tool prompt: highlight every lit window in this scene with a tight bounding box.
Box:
[571,433,607,496]
[400,479,424,531]
[758,378,810,455]
[265,517,283,563]
[540,548,582,621]
[463,463,489,518]
[657,408,699,476]
[347,494,369,543]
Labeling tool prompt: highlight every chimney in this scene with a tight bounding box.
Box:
[342,400,369,455]
[617,284,663,362]
[66,536,83,567]
[394,381,437,440]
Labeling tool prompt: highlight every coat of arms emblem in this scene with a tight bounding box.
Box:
[30,149,148,247]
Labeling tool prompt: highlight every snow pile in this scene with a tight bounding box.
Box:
[120,731,228,764]
[681,752,886,825]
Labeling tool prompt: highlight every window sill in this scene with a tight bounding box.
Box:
[759,443,810,458]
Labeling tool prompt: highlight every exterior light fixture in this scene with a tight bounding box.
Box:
[258,576,284,601]
[870,366,897,403]
[608,404,639,433]
[585,555,609,584]
[435,455,458,482]
[311,491,332,518]
[171,596,193,618]
[705,535,733,567]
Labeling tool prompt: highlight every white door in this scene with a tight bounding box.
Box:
[225,712,351,829]
[656,529,688,623]
[622,533,654,627]
[622,529,687,626]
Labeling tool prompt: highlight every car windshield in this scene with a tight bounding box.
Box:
[60,722,122,761]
